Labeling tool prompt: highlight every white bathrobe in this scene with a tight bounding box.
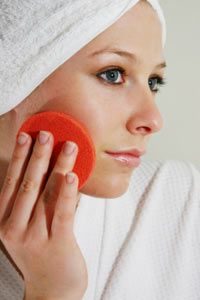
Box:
[0,159,199,300]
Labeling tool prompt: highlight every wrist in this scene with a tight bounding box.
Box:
[24,296,76,300]
[24,285,85,300]
[24,291,83,300]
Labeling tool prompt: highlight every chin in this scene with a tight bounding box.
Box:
[79,174,130,199]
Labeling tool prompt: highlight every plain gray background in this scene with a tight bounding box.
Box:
[143,0,200,170]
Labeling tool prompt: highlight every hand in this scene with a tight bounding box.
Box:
[0,131,88,300]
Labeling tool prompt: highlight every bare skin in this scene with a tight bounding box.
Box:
[0,1,166,299]
[0,133,87,300]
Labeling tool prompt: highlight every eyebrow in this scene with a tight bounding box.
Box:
[88,47,167,69]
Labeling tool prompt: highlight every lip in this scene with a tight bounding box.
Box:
[105,148,146,157]
[105,152,141,168]
[104,148,146,168]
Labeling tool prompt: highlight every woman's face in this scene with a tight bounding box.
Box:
[20,1,166,198]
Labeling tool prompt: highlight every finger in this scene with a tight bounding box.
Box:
[50,171,79,239]
[6,131,54,233]
[0,132,33,225]
[28,141,78,237]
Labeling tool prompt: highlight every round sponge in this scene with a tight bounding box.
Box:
[17,111,96,190]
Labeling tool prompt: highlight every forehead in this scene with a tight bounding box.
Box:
[78,1,164,65]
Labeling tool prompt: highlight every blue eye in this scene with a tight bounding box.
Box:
[97,68,125,85]
[96,67,166,93]
[149,76,166,93]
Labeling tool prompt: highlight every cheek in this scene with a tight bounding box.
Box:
[43,95,113,157]
[41,73,126,156]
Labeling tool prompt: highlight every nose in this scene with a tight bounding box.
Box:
[126,89,164,136]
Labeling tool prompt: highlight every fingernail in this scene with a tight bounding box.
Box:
[66,172,75,184]
[38,131,50,145]
[63,141,76,155]
[17,132,29,145]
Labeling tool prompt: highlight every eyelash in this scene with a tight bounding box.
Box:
[96,67,166,93]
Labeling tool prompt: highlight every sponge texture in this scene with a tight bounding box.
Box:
[17,111,96,190]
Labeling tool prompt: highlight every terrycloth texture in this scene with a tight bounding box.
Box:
[0,0,166,116]
[0,160,199,300]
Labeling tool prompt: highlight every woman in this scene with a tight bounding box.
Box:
[0,0,199,299]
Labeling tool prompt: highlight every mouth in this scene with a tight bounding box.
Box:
[104,148,146,168]
[105,148,146,157]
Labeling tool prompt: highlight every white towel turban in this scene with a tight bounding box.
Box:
[0,0,166,116]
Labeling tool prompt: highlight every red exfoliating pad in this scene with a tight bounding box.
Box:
[17,111,96,190]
